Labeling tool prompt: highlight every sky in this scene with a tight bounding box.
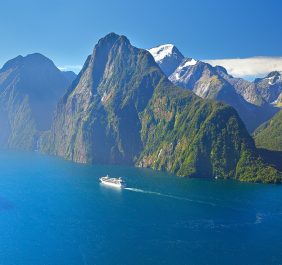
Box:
[1,0,282,78]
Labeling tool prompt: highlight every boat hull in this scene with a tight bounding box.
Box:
[100,180,123,188]
[99,176,125,188]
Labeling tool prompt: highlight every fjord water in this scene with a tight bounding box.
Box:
[0,152,282,265]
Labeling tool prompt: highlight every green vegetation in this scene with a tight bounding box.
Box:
[42,33,282,184]
[137,79,282,183]
[254,110,282,151]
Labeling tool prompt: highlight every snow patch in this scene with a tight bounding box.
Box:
[266,76,276,85]
[183,58,197,67]
[101,91,107,103]
[266,74,281,85]
[148,44,174,62]
[169,58,197,81]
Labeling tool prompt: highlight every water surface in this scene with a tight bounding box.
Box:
[0,151,281,265]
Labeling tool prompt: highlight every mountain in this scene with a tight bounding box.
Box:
[148,44,184,76]
[276,92,282,107]
[0,53,72,150]
[254,71,282,103]
[216,71,265,105]
[233,71,282,106]
[61,71,77,83]
[169,60,237,99]
[41,33,281,183]
[254,110,282,151]
[149,46,279,132]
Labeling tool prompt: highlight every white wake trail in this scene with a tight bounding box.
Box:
[124,187,217,206]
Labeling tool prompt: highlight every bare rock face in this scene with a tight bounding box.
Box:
[275,92,282,107]
[253,72,282,103]
[234,71,282,106]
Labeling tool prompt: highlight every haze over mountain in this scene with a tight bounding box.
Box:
[0,53,75,149]
[61,71,77,83]
[40,33,281,183]
[149,45,280,132]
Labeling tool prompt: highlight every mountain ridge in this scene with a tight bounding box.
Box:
[40,33,282,183]
[149,44,280,132]
[0,53,73,150]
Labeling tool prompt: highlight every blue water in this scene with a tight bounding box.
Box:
[0,151,282,265]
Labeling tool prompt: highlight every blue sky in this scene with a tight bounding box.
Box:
[1,0,282,77]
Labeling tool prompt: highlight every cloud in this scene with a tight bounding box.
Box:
[204,57,282,79]
[57,57,282,78]
[58,65,82,73]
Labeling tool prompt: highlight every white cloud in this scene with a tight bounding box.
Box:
[204,57,282,78]
[58,65,82,73]
[57,57,282,78]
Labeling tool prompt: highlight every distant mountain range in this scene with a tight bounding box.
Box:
[0,53,75,149]
[148,45,280,132]
[0,33,281,183]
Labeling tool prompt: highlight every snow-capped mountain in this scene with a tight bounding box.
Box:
[256,71,282,86]
[227,71,282,106]
[169,58,198,83]
[149,44,279,132]
[254,71,282,104]
[148,44,184,76]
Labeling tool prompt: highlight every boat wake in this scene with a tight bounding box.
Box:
[124,187,217,206]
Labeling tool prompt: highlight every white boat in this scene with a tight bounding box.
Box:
[99,175,125,188]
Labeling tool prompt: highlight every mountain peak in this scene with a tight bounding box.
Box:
[1,53,55,72]
[148,44,183,63]
[214,65,228,75]
[97,32,130,45]
[25,53,56,66]
[266,71,282,78]
[148,44,184,76]
[99,32,120,42]
[254,71,282,85]
[0,52,73,149]
[93,33,131,56]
